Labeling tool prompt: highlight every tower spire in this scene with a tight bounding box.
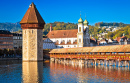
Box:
[78,11,83,23]
[85,13,86,19]
[80,11,81,18]
[84,13,89,26]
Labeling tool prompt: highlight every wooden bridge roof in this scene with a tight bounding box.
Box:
[50,44,130,53]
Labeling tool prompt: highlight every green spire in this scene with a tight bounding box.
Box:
[84,14,89,25]
[78,12,83,23]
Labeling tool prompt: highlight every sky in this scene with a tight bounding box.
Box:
[0,0,130,25]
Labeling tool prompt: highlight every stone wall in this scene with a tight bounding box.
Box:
[22,29,43,61]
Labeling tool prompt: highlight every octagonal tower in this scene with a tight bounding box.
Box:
[20,2,45,61]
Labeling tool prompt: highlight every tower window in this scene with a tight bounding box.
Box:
[79,39,81,43]
[79,27,81,32]
[32,30,33,33]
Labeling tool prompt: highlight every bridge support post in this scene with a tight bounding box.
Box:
[79,59,85,67]
[64,58,66,64]
[58,58,61,63]
[118,60,121,67]
[81,59,85,64]
[50,58,55,62]
[106,60,109,66]
[92,60,95,66]
[94,59,97,66]
[98,60,101,65]
[71,59,73,64]
[55,58,59,63]
[109,60,112,66]
[66,59,69,64]
[84,59,87,65]
[128,61,130,67]
[124,60,129,67]
[102,60,105,65]
[113,60,116,66]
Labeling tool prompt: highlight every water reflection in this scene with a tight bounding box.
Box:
[50,62,130,83]
[22,62,43,83]
[0,61,130,83]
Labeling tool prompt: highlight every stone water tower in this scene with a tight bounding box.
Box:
[20,2,45,61]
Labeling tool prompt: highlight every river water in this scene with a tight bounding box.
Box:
[0,60,130,83]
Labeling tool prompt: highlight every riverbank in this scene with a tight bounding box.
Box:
[0,58,22,61]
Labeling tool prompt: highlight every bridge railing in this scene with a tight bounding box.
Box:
[50,52,130,60]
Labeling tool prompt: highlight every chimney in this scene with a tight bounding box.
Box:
[50,24,52,32]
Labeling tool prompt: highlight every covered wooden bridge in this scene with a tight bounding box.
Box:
[50,44,130,66]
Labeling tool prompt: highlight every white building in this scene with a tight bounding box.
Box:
[112,28,118,32]
[13,33,22,49]
[43,38,56,49]
[45,15,97,48]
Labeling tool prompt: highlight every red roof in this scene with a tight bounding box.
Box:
[47,29,78,38]
[20,2,45,24]
[116,37,121,42]
[116,36,127,42]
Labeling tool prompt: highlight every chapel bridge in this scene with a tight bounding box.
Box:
[50,44,130,66]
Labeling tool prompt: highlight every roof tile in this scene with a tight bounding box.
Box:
[20,2,45,24]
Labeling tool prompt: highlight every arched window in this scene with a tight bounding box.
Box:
[62,40,65,43]
[69,40,71,42]
[79,27,81,32]
[79,39,81,43]
[56,40,59,44]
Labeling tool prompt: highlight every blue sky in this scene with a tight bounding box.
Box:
[0,0,130,25]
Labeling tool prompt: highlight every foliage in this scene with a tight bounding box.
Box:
[95,22,130,27]
[105,26,130,39]
[43,22,78,35]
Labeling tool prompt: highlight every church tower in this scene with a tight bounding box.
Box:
[83,17,90,47]
[77,15,84,47]
[20,3,45,61]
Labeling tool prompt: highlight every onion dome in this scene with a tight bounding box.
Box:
[84,19,89,25]
[78,17,83,23]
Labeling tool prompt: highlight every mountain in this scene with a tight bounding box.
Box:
[0,22,21,32]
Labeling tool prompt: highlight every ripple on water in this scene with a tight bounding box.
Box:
[0,61,130,83]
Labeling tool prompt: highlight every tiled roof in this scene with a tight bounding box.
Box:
[20,2,45,24]
[116,37,121,42]
[47,29,78,38]
[50,44,130,53]
[90,38,97,44]
[116,36,127,42]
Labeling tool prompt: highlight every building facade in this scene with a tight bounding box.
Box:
[0,30,13,49]
[13,33,22,49]
[46,16,96,48]
[43,38,56,49]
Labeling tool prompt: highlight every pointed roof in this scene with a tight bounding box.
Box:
[20,2,45,24]
[78,17,83,23]
[84,19,89,25]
